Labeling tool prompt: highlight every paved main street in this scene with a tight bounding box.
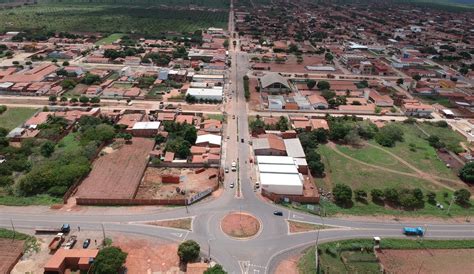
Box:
[1,2,474,274]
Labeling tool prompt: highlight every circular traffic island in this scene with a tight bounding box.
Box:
[221,212,261,239]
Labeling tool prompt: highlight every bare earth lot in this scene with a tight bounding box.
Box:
[75,138,155,199]
[0,239,24,274]
[221,212,260,238]
[377,249,474,274]
[137,167,219,199]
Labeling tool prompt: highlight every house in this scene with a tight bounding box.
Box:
[195,134,221,147]
[132,121,161,137]
[307,94,328,109]
[259,73,291,93]
[310,119,329,130]
[253,135,287,156]
[402,100,434,117]
[43,249,99,274]
[368,89,393,107]
[268,95,285,110]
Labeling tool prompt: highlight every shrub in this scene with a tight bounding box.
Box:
[178,240,200,263]
[333,184,353,207]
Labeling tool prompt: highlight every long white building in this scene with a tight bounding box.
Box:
[256,156,303,195]
[186,86,223,101]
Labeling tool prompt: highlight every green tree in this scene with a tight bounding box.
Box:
[70,97,78,104]
[90,97,101,104]
[454,189,471,206]
[48,95,57,103]
[183,126,197,144]
[354,189,367,202]
[60,96,68,103]
[223,39,229,48]
[205,264,227,274]
[412,74,421,81]
[40,141,55,158]
[375,124,404,147]
[178,240,200,263]
[155,134,166,144]
[306,79,316,90]
[92,246,127,274]
[61,79,77,90]
[276,116,289,131]
[371,189,384,204]
[459,162,474,183]
[324,52,333,62]
[427,191,437,205]
[317,80,330,90]
[333,184,352,207]
[308,160,324,177]
[396,78,404,85]
[62,61,69,66]
[384,188,400,205]
[79,96,90,104]
[81,73,101,85]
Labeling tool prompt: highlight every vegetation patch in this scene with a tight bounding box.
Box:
[287,220,331,233]
[0,228,39,253]
[0,107,37,131]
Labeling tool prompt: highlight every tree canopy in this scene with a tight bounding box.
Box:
[92,246,127,274]
[178,240,200,263]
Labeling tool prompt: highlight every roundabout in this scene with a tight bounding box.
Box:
[220,212,261,239]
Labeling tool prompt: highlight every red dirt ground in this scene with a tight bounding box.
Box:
[274,254,300,274]
[377,249,474,274]
[0,239,24,274]
[253,55,342,74]
[221,212,260,238]
[137,167,219,199]
[113,234,180,274]
[75,138,155,199]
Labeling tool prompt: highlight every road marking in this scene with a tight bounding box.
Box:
[292,214,304,220]
[170,232,183,238]
[238,261,250,274]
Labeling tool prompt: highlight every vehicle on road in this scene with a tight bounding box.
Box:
[231,161,237,171]
[255,182,260,189]
[273,211,283,216]
[83,239,91,249]
[403,227,424,236]
[48,233,65,251]
[225,167,229,173]
[35,224,70,234]
[241,138,244,143]
[232,115,235,119]
[230,182,235,188]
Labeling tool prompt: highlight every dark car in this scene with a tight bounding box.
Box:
[241,138,244,143]
[273,211,283,216]
[83,238,91,249]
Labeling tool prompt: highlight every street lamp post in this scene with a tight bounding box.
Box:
[208,238,213,260]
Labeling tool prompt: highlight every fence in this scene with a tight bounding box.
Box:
[261,189,320,204]
[76,198,186,206]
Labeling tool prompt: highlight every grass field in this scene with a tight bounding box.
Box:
[40,0,230,9]
[298,238,474,274]
[0,194,62,206]
[95,33,124,45]
[0,107,37,130]
[0,3,228,35]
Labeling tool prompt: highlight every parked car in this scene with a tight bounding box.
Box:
[230,182,235,188]
[224,167,229,173]
[232,115,235,119]
[83,239,91,249]
[231,161,237,171]
[241,138,244,143]
[273,211,283,216]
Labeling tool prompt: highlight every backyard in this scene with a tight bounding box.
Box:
[0,3,228,35]
[0,107,37,130]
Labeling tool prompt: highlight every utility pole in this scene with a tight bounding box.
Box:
[208,238,213,260]
[315,217,324,273]
[10,219,15,241]
[447,195,455,215]
[101,223,106,245]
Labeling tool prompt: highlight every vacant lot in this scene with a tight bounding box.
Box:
[0,3,228,35]
[75,138,154,199]
[378,249,474,274]
[0,107,37,130]
[137,167,219,199]
[0,239,24,274]
[95,33,124,45]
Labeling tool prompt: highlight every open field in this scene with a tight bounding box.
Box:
[0,3,228,35]
[298,239,474,274]
[40,0,231,9]
[378,248,474,274]
[75,138,154,199]
[0,107,37,130]
[137,167,219,199]
[95,33,124,45]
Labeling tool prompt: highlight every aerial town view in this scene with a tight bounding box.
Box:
[0,0,473,273]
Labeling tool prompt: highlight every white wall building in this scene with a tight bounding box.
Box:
[186,86,223,101]
[256,156,303,195]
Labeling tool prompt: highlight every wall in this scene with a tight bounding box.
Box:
[261,189,319,204]
[76,198,186,206]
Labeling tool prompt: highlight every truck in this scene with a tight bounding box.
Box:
[35,224,70,234]
[48,233,65,251]
[63,235,77,249]
[403,227,424,236]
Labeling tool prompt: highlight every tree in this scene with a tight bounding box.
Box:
[375,124,403,147]
[308,160,324,177]
[333,184,352,207]
[204,264,227,274]
[61,79,77,90]
[396,78,404,85]
[40,141,55,158]
[62,61,69,66]
[0,127,8,137]
[276,116,289,131]
[354,189,367,202]
[324,52,333,62]
[427,191,436,205]
[306,79,316,90]
[321,90,336,100]
[70,97,78,104]
[223,39,229,48]
[183,126,197,144]
[90,97,101,104]
[92,246,127,274]
[48,95,57,103]
[155,134,166,144]
[317,80,330,90]
[384,188,399,205]
[427,135,445,149]
[371,189,384,204]
[459,162,474,183]
[412,74,421,81]
[178,240,200,263]
[454,189,471,206]
[81,73,101,85]
[60,96,68,103]
[79,96,90,104]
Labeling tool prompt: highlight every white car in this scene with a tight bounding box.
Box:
[231,161,237,171]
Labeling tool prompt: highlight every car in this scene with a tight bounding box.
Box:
[241,138,244,143]
[227,136,230,139]
[273,211,283,216]
[230,182,235,188]
[224,167,229,173]
[82,239,91,249]
[232,115,235,119]
[403,227,424,236]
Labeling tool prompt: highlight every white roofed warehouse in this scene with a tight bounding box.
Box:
[256,156,303,195]
[186,86,223,102]
[259,72,291,93]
